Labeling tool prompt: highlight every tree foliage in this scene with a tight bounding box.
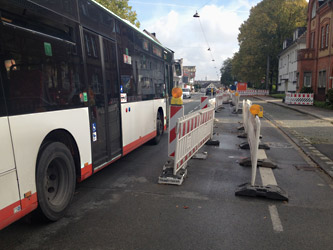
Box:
[220,58,234,86]
[231,0,307,89]
[95,0,140,28]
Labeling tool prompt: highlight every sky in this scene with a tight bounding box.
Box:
[128,0,262,81]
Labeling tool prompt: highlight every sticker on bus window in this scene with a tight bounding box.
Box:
[121,93,127,103]
[92,123,97,142]
[83,92,88,102]
[44,42,52,56]
[123,54,132,65]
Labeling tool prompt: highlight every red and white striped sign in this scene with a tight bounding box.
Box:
[168,105,184,158]
[200,96,209,109]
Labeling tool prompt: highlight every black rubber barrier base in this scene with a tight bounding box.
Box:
[206,140,220,146]
[237,132,247,138]
[239,142,270,150]
[239,157,277,169]
[235,183,288,201]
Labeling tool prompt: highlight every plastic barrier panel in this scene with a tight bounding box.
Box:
[173,106,215,175]
[247,114,261,186]
[242,99,252,134]
[285,93,314,105]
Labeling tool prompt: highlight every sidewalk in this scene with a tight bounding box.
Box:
[255,96,333,124]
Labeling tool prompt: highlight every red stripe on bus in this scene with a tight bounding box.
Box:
[0,193,38,230]
[79,163,93,182]
[123,131,156,156]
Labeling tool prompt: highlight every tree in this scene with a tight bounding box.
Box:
[220,58,234,86]
[96,0,140,28]
[232,0,307,89]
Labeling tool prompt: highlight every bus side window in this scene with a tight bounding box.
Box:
[1,26,83,115]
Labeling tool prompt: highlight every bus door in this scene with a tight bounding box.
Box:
[83,30,121,169]
[0,74,21,228]
[102,38,122,160]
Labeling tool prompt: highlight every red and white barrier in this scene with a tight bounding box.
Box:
[173,106,215,175]
[285,93,314,105]
[200,96,209,109]
[238,90,269,96]
[168,105,184,158]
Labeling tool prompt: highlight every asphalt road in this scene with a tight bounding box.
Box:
[1,96,333,250]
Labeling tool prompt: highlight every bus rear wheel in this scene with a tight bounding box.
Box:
[152,111,163,145]
[36,142,76,221]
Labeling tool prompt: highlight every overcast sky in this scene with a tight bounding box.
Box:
[128,0,262,80]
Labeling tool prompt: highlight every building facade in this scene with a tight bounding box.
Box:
[278,28,306,93]
[298,0,333,101]
[183,66,196,85]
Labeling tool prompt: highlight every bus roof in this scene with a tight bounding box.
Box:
[91,0,173,54]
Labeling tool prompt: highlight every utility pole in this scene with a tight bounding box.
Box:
[265,55,270,90]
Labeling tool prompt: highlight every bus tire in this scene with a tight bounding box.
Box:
[152,111,163,145]
[36,142,76,221]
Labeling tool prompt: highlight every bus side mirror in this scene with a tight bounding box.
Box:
[174,63,182,76]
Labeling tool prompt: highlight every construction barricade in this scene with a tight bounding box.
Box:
[285,93,314,105]
[238,90,269,96]
[235,101,288,200]
[242,99,252,136]
[215,93,223,111]
[159,96,216,185]
[173,106,215,175]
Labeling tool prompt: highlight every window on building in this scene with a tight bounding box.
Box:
[326,24,329,48]
[311,32,315,48]
[311,2,316,19]
[318,70,326,88]
[304,72,312,87]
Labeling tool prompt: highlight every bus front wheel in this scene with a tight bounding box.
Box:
[36,142,76,221]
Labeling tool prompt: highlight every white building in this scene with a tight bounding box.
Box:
[278,28,306,92]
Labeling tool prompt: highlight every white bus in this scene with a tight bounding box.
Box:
[0,0,175,230]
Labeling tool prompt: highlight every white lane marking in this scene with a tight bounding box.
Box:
[326,162,333,165]
[269,205,283,232]
[259,167,277,186]
[257,149,267,161]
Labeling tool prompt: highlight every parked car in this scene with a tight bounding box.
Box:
[206,88,216,96]
[182,88,191,99]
